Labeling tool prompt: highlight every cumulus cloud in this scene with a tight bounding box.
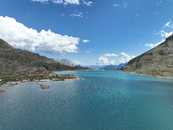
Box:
[32,0,93,6]
[98,52,134,65]
[0,16,80,53]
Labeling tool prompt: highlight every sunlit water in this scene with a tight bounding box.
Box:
[1,70,173,130]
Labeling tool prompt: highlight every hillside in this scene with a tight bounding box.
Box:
[0,39,83,81]
[123,35,173,77]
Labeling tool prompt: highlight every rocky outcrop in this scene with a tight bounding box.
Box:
[123,35,173,77]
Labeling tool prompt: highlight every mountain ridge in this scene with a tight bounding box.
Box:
[0,39,86,82]
[123,35,173,77]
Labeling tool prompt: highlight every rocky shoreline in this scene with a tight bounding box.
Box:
[0,72,79,89]
[125,71,173,81]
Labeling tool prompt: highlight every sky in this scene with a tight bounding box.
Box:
[0,0,173,65]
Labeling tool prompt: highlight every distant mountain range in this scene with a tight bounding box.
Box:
[89,63,126,71]
[123,35,173,77]
[100,63,126,70]
[0,39,87,79]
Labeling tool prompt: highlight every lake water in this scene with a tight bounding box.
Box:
[1,70,173,130]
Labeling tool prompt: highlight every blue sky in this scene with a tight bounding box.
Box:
[0,0,173,65]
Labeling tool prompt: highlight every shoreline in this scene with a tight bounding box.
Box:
[124,71,173,81]
[0,77,80,92]
[0,72,79,89]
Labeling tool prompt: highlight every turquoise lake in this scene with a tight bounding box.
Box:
[1,70,173,130]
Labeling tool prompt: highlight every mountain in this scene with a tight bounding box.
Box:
[59,59,75,66]
[116,63,127,70]
[0,39,84,79]
[101,65,118,70]
[88,63,126,71]
[100,63,126,70]
[123,35,173,77]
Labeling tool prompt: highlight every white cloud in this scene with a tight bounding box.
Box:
[145,20,173,49]
[0,16,80,53]
[70,12,83,18]
[145,31,173,49]
[113,2,128,8]
[164,20,173,28]
[113,3,120,7]
[160,30,173,39]
[82,39,90,43]
[32,0,48,3]
[32,0,80,5]
[32,0,93,6]
[82,0,93,6]
[145,40,164,49]
[98,52,134,65]
[165,21,171,27]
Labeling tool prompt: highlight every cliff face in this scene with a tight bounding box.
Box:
[123,35,173,77]
[0,39,77,76]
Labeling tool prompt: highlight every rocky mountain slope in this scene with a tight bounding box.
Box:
[123,35,173,77]
[0,39,83,79]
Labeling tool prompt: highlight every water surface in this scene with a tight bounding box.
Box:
[0,71,173,130]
